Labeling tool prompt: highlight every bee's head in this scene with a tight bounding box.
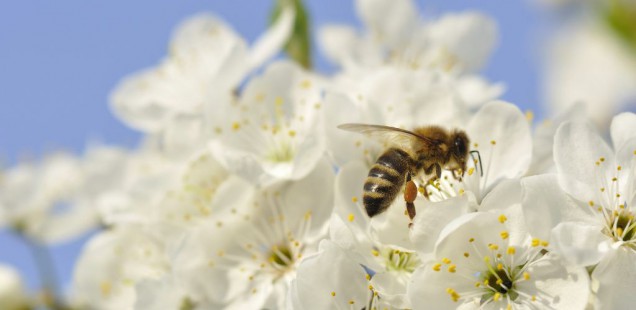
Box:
[448,130,470,175]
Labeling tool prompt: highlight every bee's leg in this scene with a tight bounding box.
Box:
[435,164,442,179]
[421,164,442,199]
[404,173,417,227]
[452,169,463,181]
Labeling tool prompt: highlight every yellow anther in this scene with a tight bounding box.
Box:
[433,263,442,271]
[371,250,379,257]
[600,157,605,162]
[446,288,460,302]
[458,188,465,195]
[488,244,499,251]
[483,256,491,263]
[589,201,595,207]
[275,97,284,106]
[490,140,497,145]
[464,252,470,258]
[331,291,336,297]
[474,143,479,148]
[500,231,509,240]
[366,274,371,280]
[498,214,507,223]
[288,130,296,137]
[523,272,530,280]
[616,227,624,237]
[496,279,503,285]
[368,285,374,290]
[507,247,516,255]
[541,240,549,247]
[232,122,241,131]
[494,293,501,301]
[347,214,355,222]
[506,304,512,310]
[613,177,618,182]
[617,166,622,171]
[442,258,452,264]
[468,167,475,176]
[531,238,540,247]
[475,282,481,287]
[497,263,504,270]
[469,238,475,243]
[532,295,537,302]
[448,264,457,273]
[348,300,355,305]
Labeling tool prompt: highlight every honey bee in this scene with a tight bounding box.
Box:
[338,123,479,223]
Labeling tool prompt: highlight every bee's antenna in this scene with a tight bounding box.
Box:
[469,150,483,177]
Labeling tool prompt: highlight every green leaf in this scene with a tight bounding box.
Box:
[271,0,312,69]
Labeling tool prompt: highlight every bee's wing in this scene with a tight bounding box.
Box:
[337,123,440,150]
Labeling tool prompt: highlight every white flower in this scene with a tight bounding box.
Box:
[95,148,181,226]
[288,239,398,310]
[210,61,326,186]
[171,159,335,309]
[71,226,170,310]
[409,207,589,309]
[523,113,636,307]
[320,0,498,77]
[0,264,29,310]
[110,9,294,155]
[526,102,587,175]
[0,152,96,243]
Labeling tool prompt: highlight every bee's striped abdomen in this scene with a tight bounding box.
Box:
[363,148,412,217]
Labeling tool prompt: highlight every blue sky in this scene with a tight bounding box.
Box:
[0,0,548,293]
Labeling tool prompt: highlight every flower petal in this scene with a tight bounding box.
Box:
[289,240,370,310]
[467,101,532,194]
[592,247,636,309]
[554,121,615,203]
[248,7,294,70]
[426,12,498,72]
[410,196,469,256]
[610,112,636,153]
[355,0,418,46]
[521,174,596,241]
[515,253,590,310]
[551,221,608,266]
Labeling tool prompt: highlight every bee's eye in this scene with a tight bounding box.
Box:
[454,137,467,155]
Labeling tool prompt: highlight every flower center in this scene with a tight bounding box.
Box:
[268,244,295,269]
[605,209,636,246]
[485,268,515,295]
[265,138,296,163]
[381,248,421,273]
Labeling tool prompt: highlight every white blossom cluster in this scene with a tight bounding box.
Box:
[1,1,635,309]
